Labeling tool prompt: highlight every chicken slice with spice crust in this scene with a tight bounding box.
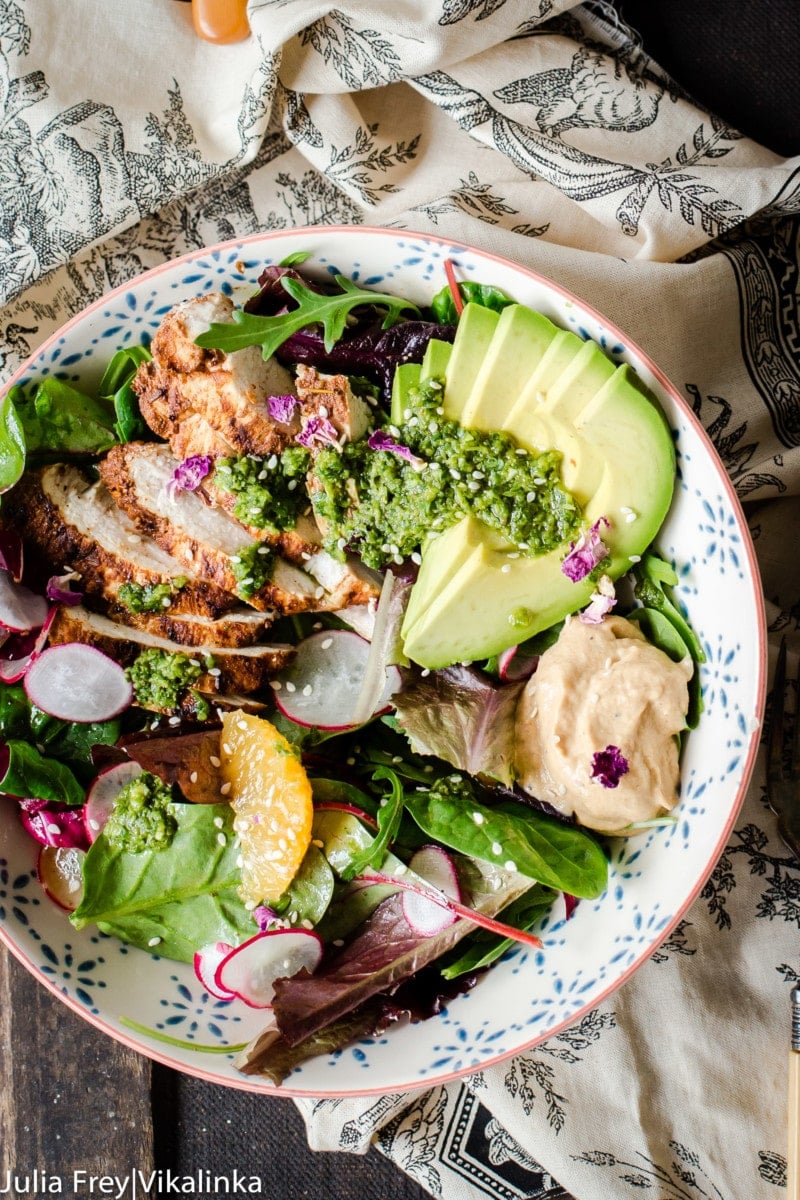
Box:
[133,293,298,459]
[99,442,334,614]
[4,463,237,619]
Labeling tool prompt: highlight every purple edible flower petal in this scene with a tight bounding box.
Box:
[267,394,300,424]
[253,904,280,931]
[579,574,617,625]
[561,517,611,583]
[590,744,629,789]
[46,572,83,606]
[367,430,426,470]
[296,416,340,448]
[166,455,213,501]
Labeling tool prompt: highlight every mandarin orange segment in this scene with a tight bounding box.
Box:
[219,712,313,906]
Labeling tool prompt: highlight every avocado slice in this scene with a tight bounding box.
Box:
[390,362,421,424]
[402,363,675,668]
[443,303,500,421]
[459,305,560,430]
[421,337,452,382]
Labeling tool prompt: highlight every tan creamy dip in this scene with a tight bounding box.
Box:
[514,614,693,835]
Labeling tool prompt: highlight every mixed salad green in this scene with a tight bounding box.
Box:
[0,257,704,1081]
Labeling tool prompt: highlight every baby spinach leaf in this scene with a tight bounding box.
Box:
[0,388,26,492]
[278,844,335,926]
[71,802,254,961]
[406,789,608,899]
[431,280,514,325]
[0,739,85,807]
[195,274,421,359]
[440,885,555,979]
[98,345,151,443]
[11,377,117,454]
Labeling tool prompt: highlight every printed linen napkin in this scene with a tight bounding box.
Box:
[1,2,799,1197]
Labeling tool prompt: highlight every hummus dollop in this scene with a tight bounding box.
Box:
[514,614,693,835]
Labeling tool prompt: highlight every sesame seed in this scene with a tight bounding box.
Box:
[210,755,221,768]
[629,554,641,563]
[321,637,333,649]
[411,552,422,565]
[501,564,511,574]
[267,455,278,469]
[220,782,232,796]
[213,816,224,829]
[269,680,282,691]
[208,667,221,677]
[491,842,502,855]
[161,597,171,607]
[190,771,198,783]
[302,684,313,696]
[288,479,298,491]
[472,812,484,825]
[526,491,536,503]
[504,860,517,872]
[89,818,100,831]
[148,937,162,947]
[217,833,227,847]
[223,743,232,755]
[230,555,241,564]
[168,715,181,726]
[314,586,325,598]
[285,681,296,693]
[625,510,638,523]
[319,406,329,418]
[237,719,248,730]
[47,823,61,835]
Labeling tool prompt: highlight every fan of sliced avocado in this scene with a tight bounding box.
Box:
[397,301,676,669]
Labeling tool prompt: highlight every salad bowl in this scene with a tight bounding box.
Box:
[0,225,766,1096]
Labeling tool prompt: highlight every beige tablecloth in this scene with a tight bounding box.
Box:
[1,2,799,1196]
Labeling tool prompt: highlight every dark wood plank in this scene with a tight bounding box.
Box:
[0,944,154,1180]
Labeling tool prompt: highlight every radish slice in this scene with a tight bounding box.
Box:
[312,800,379,829]
[351,570,395,726]
[498,645,538,682]
[83,760,143,843]
[0,569,49,633]
[213,929,323,1008]
[358,870,544,949]
[194,941,236,1001]
[25,643,133,722]
[0,607,56,683]
[37,845,85,911]
[402,846,461,936]
[272,629,400,730]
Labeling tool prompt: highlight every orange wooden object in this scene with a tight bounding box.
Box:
[191,0,250,44]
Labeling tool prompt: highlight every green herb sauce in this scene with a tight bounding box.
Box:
[230,542,274,600]
[104,771,178,854]
[117,578,187,614]
[126,649,203,712]
[309,379,581,569]
[215,447,310,533]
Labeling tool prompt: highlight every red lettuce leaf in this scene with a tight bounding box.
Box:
[393,665,523,787]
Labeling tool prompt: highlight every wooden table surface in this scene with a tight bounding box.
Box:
[1,5,796,1196]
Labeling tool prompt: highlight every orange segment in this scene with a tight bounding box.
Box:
[219,712,313,906]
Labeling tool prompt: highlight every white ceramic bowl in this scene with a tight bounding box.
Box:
[0,226,766,1096]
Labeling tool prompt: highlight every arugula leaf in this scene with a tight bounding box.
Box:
[0,739,85,807]
[194,274,421,359]
[340,766,405,880]
[278,251,313,267]
[71,802,254,962]
[0,388,26,492]
[406,787,608,899]
[431,280,514,325]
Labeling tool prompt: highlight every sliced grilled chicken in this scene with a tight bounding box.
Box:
[4,464,236,618]
[99,442,332,614]
[294,364,374,442]
[133,293,297,458]
[48,605,294,698]
[107,605,274,648]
